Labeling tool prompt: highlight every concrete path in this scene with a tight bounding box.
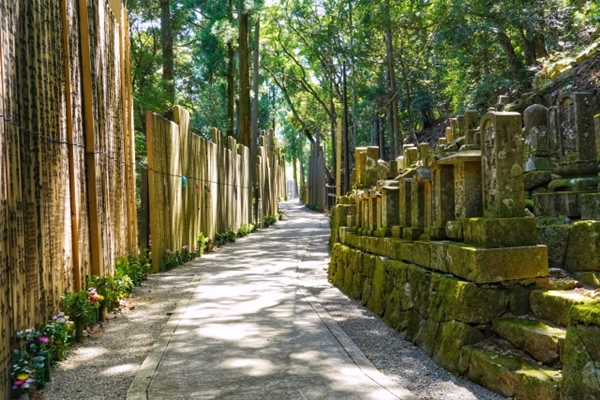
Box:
[127,200,417,400]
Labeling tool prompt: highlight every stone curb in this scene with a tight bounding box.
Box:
[126,275,202,400]
[296,284,420,400]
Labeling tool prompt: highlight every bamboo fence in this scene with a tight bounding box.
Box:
[0,1,136,397]
[146,108,286,272]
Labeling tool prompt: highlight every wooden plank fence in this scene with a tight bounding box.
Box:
[0,1,136,397]
[145,108,286,272]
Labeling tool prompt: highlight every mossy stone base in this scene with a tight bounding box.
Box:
[564,221,600,272]
[538,224,572,269]
[446,243,548,283]
[562,303,600,400]
[492,318,565,366]
[530,290,595,326]
[432,321,484,372]
[534,191,581,218]
[580,193,600,220]
[436,276,509,324]
[403,227,424,241]
[464,346,561,400]
[464,217,538,248]
[391,225,402,238]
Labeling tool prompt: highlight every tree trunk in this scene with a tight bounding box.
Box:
[497,30,521,74]
[160,0,174,106]
[251,18,260,141]
[238,11,251,147]
[292,156,298,198]
[227,0,235,137]
[385,0,398,159]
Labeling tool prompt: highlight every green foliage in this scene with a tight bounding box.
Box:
[306,204,323,213]
[61,291,95,326]
[42,315,72,363]
[196,232,211,255]
[263,214,277,227]
[215,230,237,246]
[238,223,255,237]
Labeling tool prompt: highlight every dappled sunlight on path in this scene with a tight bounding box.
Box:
[127,200,416,400]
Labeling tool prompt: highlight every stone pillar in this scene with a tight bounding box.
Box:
[480,111,525,218]
[404,147,419,169]
[429,164,455,239]
[398,178,412,228]
[419,143,432,166]
[450,118,459,139]
[465,110,480,146]
[523,104,552,172]
[354,147,367,187]
[454,156,483,219]
[457,115,466,137]
[445,127,453,143]
[381,184,399,232]
[548,106,559,154]
[404,179,425,240]
[557,92,596,161]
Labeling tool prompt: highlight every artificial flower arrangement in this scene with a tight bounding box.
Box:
[12,330,46,397]
[41,311,73,362]
[61,290,95,342]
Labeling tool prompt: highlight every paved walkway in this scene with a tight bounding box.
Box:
[127,200,417,400]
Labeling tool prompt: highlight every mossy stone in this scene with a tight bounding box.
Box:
[407,264,432,316]
[433,321,484,372]
[492,318,564,366]
[415,319,440,357]
[531,290,595,326]
[507,284,532,315]
[398,309,422,342]
[466,347,561,400]
[383,288,401,329]
[524,170,552,190]
[367,256,386,316]
[564,221,600,272]
[361,280,371,306]
[538,224,572,269]
[573,272,600,288]
[446,243,547,283]
[438,276,509,324]
[463,217,538,248]
[429,242,449,273]
[352,271,364,299]
[562,325,600,400]
[410,241,432,268]
[569,300,600,326]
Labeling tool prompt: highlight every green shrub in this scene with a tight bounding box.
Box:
[196,232,210,255]
[238,223,255,237]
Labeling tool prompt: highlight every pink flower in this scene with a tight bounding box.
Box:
[39,336,49,343]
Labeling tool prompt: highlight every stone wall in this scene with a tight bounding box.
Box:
[328,96,600,399]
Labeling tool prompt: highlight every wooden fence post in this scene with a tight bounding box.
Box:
[78,0,104,276]
[61,0,81,290]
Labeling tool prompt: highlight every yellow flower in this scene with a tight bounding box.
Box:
[16,373,29,380]
[98,295,105,301]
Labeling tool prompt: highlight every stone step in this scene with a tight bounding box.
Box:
[530,289,595,326]
[492,317,566,367]
[460,344,562,400]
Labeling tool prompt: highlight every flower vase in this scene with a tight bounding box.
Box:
[98,303,105,322]
[42,349,51,382]
[75,321,84,342]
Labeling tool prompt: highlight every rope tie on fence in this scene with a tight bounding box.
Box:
[149,168,253,190]
[1,113,133,161]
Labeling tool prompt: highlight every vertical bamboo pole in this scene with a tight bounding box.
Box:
[62,0,81,291]
[78,0,104,276]
[145,111,159,272]
[336,118,342,200]
[116,1,136,251]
